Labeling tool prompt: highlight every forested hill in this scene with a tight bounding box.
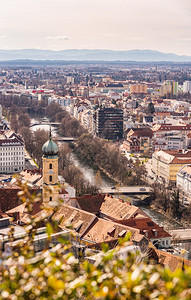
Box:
[0,49,190,61]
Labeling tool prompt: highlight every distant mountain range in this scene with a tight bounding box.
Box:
[0,49,190,62]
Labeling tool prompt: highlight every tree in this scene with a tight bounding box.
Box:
[33,129,49,167]
[19,127,34,155]
[95,170,102,187]
[10,115,19,133]
[46,102,61,121]
[148,102,155,114]
[171,189,182,220]
[18,113,30,128]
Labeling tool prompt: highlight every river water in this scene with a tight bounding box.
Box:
[30,119,183,230]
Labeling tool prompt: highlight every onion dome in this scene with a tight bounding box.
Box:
[42,126,58,158]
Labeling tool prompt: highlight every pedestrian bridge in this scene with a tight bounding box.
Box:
[100,186,153,195]
[56,137,77,142]
[30,121,60,127]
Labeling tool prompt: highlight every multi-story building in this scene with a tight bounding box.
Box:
[177,164,191,198]
[123,137,140,153]
[152,124,191,139]
[126,128,153,154]
[66,76,74,84]
[162,81,178,96]
[153,135,187,151]
[183,81,191,93]
[130,84,147,94]
[95,108,123,140]
[0,130,25,173]
[152,149,191,184]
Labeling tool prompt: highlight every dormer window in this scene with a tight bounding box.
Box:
[118,230,127,237]
[143,230,149,237]
[107,226,115,236]
[152,229,158,237]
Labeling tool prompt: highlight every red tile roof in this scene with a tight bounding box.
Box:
[0,187,41,213]
[76,194,105,213]
[116,217,171,239]
[156,249,191,272]
[99,196,148,220]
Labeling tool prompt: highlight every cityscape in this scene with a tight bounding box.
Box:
[0,0,191,298]
[0,62,191,297]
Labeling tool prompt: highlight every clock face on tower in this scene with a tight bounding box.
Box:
[49,170,53,174]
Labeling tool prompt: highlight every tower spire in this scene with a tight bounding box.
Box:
[49,124,52,140]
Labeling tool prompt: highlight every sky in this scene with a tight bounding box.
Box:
[0,0,190,55]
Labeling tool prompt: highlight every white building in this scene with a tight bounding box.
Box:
[183,81,191,93]
[177,164,191,198]
[167,136,186,150]
[66,77,74,84]
[0,130,25,173]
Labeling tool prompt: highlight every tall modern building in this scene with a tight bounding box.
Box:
[162,81,178,96]
[96,108,123,140]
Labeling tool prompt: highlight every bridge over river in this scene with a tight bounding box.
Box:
[56,137,77,142]
[100,186,153,195]
[30,121,60,127]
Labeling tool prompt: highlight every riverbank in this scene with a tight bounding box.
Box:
[150,202,191,229]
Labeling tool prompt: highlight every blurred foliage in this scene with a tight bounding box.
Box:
[0,182,191,299]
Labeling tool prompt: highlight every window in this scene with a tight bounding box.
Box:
[49,175,52,182]
[49,163,52,169]
[50,197,52,202]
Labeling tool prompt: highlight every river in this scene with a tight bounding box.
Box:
[30,119,183,230]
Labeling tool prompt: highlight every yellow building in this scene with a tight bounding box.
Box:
[152,150,191,185]
[42,130,59,203]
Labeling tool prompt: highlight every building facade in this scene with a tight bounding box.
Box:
[177,165,191,198]
[130,84,147,94]
[183,81,191,93]
[96,107,123,140]
[42,131,59,203]
[152,149,191,184]
[0,130,25,173]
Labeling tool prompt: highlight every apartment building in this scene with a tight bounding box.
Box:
[183,81,191,93]
[0,130,25,173]
[153,135,187,151]
[177,164,191,197]
[126,128,153,154]
[162,81,178,96]
[152,149,191,184]
[130,84,147,94]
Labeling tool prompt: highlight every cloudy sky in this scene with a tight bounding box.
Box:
[0,0,190,55]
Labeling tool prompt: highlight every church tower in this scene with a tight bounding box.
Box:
[42,128,59,203]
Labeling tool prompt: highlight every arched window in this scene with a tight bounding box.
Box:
[50,197,52,202]
[49,163,52,169]
[49,175,52,182]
